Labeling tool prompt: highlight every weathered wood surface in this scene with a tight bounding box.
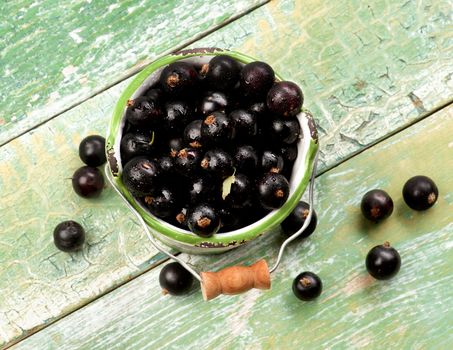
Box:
[0,0,266,145]
[12,105,453,350]
[1,0,452,347]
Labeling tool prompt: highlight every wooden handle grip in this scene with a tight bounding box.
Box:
[200,259,271,301]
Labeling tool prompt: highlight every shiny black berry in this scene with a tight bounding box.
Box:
[175,148,202,176]
[366,242,401,280]
[240,61,275,99]
[201,112,235,146]
[270,118,301,144]
[200,149,234,179]
[203,55,241,91]
[168,137,184,157]
[159,262,193,296]
[187,203,221,237]
[292,271,322,301]
[267,81,303,117]
[402,175,439,211]
[281,201,317,238]
[188,175,219,204]
[279,144,298,163]
[72,166,104,198]
[155,156,175,175]
[145,87,164,101]
[174,207,189,230]
[79,135,106,167]
[160,61,199,96]
[257,173,290,209]
[248,101,269,119]
[218,205,242,232]
[229,109,257,140]
[53,220,85,252]
[122,157,159,197]
[261,150,284,173]
[144,186,178,219]
[126,96,162,127]
[183,120,203,149]
[233,145,259,173]
[163,100,193,133]
[224,173,252,208]
[361,189,394,222]
[198,91,230,117]
[120,131,155,164]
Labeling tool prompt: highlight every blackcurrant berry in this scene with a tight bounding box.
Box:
[174,207,189,230]
[402,175,439,211]
[361,189,394,222]
[233,145,259,173]
[160,61,199,96]
[248,101,269,119]
[200,149,234,179]
[257,173,290,209]
[145,87,164,101]
[72,166,104,198]
[267,81,303,117]
[281,201,317,238]
[198,91,230,117]
[53,220,85,252]
[120,131,155,164]
[168,137,184,157]
[224,173,252,208]
[279,144,298,163]
[240,61,275,99]
[187,203,221,237]
[183,120,203,149]
[163,100,193,133]
[188,175,220,204]
[292,271,322,301]
[270,118,301,144]
[155,156,175,175]
[144,186,178,219]
[79,135,106,167]
[203,55,241,91]
[126,96,162,127]
[366,242,401,280]
[175,148,202,176]
[261,150,284,173]
[201,112,235,146]
[159,262,193,296]
[122,157,159,197]
[229,109,257,140]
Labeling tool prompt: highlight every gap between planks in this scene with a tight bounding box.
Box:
[0,1,270,149]
[8,99,452,349]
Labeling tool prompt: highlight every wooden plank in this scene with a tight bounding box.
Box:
[1,0,452,346]
[0,0,266,145]
[12,105,453,350]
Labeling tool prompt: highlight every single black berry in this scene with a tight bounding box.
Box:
[200,149,234,179]
[72,166,104,198]
[159,262,193,296]
[261,150,284,173]
[53,220,85,252]
[187,203,221,237]
[240,61,275,99]
[201,112,235,146]
[233,145,259,173]
[229,109,257,140]
[163,100,193,133]
[366,242,401,280]
[361,189,394,222]
[126,96,162,127]
[79,135,106,167]
[122,157,159,197]
[402,175,439,211]
[224,173,252,208]
[218,205,242,232]
[281,201,317,238]
[160,61,199,96]
[155,156,175,175]
[120,131,155,164]
[270,118,301,144]
[292,271,322,301]
[174,207,189,230]
[267,81,303,117]
[203,55,241,91]
[175,148,202,176]
[183,120,203,149]
[279,144,298,163]
[145,87,164,101]
[168,137,184,157]
[188,175,220,204]
[198,91,230,117]
[257,173,290,209]
[144,186,178,219]
[248,101,268,119]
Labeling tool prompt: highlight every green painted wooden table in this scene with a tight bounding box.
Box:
[0,0,452,349]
